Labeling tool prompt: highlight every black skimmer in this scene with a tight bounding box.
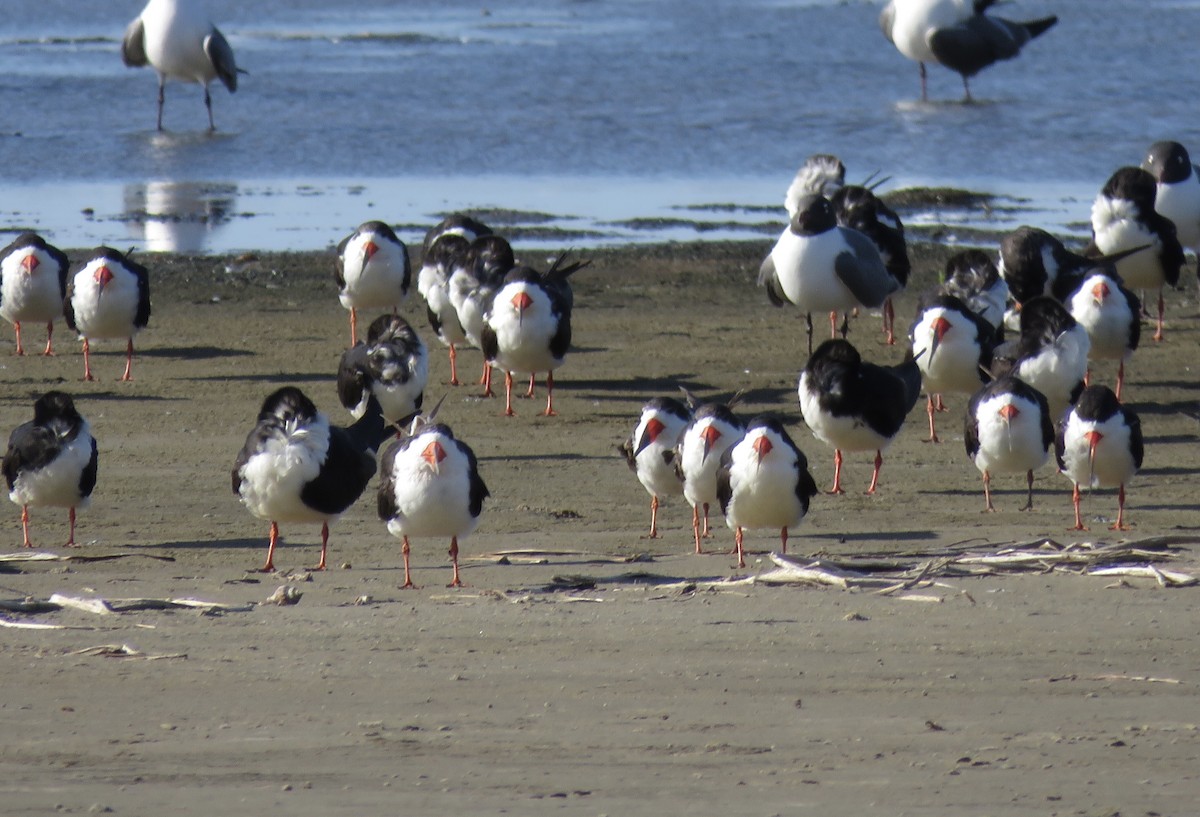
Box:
[964,375,1054,511]
[1142,140,1200,254]
[829,184,910,344]
[121,0,240,131]
[998,226,1144,309]
[449,234,516,394]
[2,392,98,549]
[798,338,922,494]
[716,415,818,569]
[996,295,1090,420]
[417,232,471,385]
[421,213,493,257]
[1062,271,1141,400]
[232,386,391,572]
[64,247,151,382]
[879,0,1057,102]
[1055,385,1143,531]
[378,409,489,588]
[619,396,692,539]
[337,314,428,429]
[759,194,900,354]
[938,248,1009,332]
[676,395,745,555]
[785,154,845,219]
[336,221,411,347]
[479,252,588,417]
[1089,166,1184,342]
[909,292,996,442]
[0,233,69,356]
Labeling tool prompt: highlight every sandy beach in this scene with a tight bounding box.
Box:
[1,238,1199,815]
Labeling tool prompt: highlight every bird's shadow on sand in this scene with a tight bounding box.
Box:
[806,529,937,545]
[140,346,254,361]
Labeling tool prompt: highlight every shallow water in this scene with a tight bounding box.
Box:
[0,0,1196,252]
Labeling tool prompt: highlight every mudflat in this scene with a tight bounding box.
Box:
[1,239,1198,815]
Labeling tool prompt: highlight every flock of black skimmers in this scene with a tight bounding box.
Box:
[623,141,1196,565]
[0,0,1191,583]
[2,137,1196,580]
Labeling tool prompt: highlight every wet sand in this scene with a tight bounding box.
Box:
[1,239,1199,815]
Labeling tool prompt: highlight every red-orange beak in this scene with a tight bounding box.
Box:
[752,434,773,465]
[634,417,666,456]
[363,240,379,262]
[94,265,113,292]
[700,424,721,459]
[1091,281,1110,305]
[421,440,447,472]
[931,315,951,358]
[512,291,533,325]
[20,254,38,276]
[1084,429,1102,467]
[998,403,1020,422]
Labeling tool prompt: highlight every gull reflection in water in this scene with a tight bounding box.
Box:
[123,181,237,253]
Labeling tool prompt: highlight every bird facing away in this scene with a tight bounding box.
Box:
[64,247,151,382]
[938,247,1008,331]
[879,0,1058,102]
[964,375,1054,512]
[998,295,1090,420]
[3,392,98,549]
[0,233,69,356]
[232,386,391,572]
[121,0,240,131]
[798,338,922,494]
[450,234,516,393]
[716,415,819,569]
[1089,166,1184,342]
[785,154,846,219]
[1142,140,1200,253]
[830,184,911,345]
[1055,385,1143,532]
[336,221,411,347]
[759,194,900,355]
[619,396,692,539]
[378,412,489,588]
[336,314,429,429]
[417,232,471,386]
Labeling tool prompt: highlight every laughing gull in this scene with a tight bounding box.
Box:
[1142,140,1200,254]
[122,0,241,131]
[879,0,1058,102]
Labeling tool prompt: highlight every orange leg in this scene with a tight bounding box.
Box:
[524,373,536,398]
[543,372,557,416]
[692,505,703,554]
[349,308,359,347]
[734,527,746,568]
[644,495,661,539]
[883,297,896,345]
[42,321,55,356]
[119,338,134,382]
[828,310,838,339]
[310,522,329,571]
[65,507,80,547]
[259,521,280,572]
[828,449,846,494]
[447,344,459,386]
[400,535,416,589]
[480,363,494,397]
[503,371,515,416]
[1070,483,1088,531]
[20,506,33,548]
[701,501,712,537]
[982,470,995,512]
[13,322,24,356]
[1115,358,1125,400]
[924,395,941,443]
[1152,290,1164,342]
[866,450,883,494]
[1020,469,1035,511]
[1109,484,1130,531]
[780,526,789,556]
[448,536,463,587]
[82,338,94,381]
